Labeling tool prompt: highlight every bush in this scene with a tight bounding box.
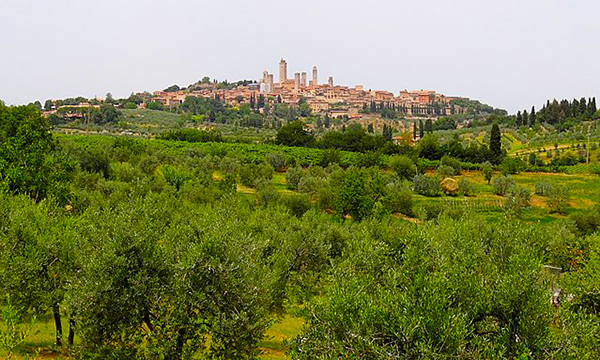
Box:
[384,181,413,216]
[109,162,142,183]
[319,149,341,167]
[440,155,461,175]
[255,179,280,206]
[266,152,287,171]
[504,186,531,215]
[161,165,193,190]
[282,194,312,217]
[389,155,416,180]
[285,165,303,190]
[239,163,273,188]
[413,174,441,197]
[357,151,381,168]
[481,161,493,184]
[436,165,456,178]
[500,157,524,175]
[458,177,477,196]
[535,180,553,196]
[571,208,600,236]
[419,201,445,221]
[298,176,322,196]
[492,175,514,196]
[547,185,570,214]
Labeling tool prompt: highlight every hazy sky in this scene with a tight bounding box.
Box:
[1,0,598,113]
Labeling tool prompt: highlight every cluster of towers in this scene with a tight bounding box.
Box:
[260,58,332,93]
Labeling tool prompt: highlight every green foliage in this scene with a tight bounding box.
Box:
[285,165,304,190]
[282,194,312,218]
[458,177,477,196]
[492,175,514,196]
[290,217,554,359]
[389,155,416,180]
[571,209,600,237]
[413,174,441,197]
[0,296,36,358]
[482,161,493,183]
[158,128,223,143]
[437,164,456,177]
[0,103,72,203]
[546,184,570,214]
[266,151,287,171]
[440,155,462,175]
[534,180,553,196]
[239,163,274,188]
[276,121,314,147]
[383,181,413,216]
[333,167,386,220]
[504,185,531,215]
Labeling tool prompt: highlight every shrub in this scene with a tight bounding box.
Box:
[419,201,445,221]
[481,161,493,184]
[492,175,514,196]
[440,155,461,175]
[571,208,600,236]
[504,186,531,215]
[535,180,553,196]
[384,181,413,216]
[239,163,273,188]
[357,151,382,168]
[319,149,341,167]
[286,165,303,190]
[500,157,524,175]
[413,174,441,197]
[389,155,416,180]
[437,165,456,178]
[255,179,280,206]
[109,162,142,183]
[266,152,287,171]
[282,194,312,217]
[547,185,570,214]
[298,176,322,196]
[458,177,477,196]
[161,165,193,190]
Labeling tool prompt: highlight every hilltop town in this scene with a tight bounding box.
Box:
[147,58,471,120]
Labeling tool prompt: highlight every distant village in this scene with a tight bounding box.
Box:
[43,58,472,122]
[149,59,469,119]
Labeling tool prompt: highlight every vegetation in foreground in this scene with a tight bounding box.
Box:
[2,102,600,360]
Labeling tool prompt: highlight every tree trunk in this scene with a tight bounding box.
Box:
[175,328,186,360]
[52,303,63,347]
[68,315,75,346]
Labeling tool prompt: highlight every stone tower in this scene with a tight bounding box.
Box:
[301,72,307,88]
[279,59,287,84]
[312,66,318,86]
[328,76,334,87]
[294,72,301,91]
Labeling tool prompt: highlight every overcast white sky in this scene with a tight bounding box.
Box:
[1,0,598,113]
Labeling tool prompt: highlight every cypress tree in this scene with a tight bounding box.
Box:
[419,120,424,139]
[425,119,433,134]
[522,110,529,126]
[529,106,536,126]
[516,111,522,126]
[490,123,502,159]
[413,120,417,140]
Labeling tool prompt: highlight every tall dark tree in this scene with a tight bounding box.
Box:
[529,106,536,126]
[489,123,502,160]
[522,110,529,126]
[419,119,424,139]
[324,114,330,128]
[580,97,587,116]
[425,119,433,134]
[516,111,523,126]
[413,120,417,140]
